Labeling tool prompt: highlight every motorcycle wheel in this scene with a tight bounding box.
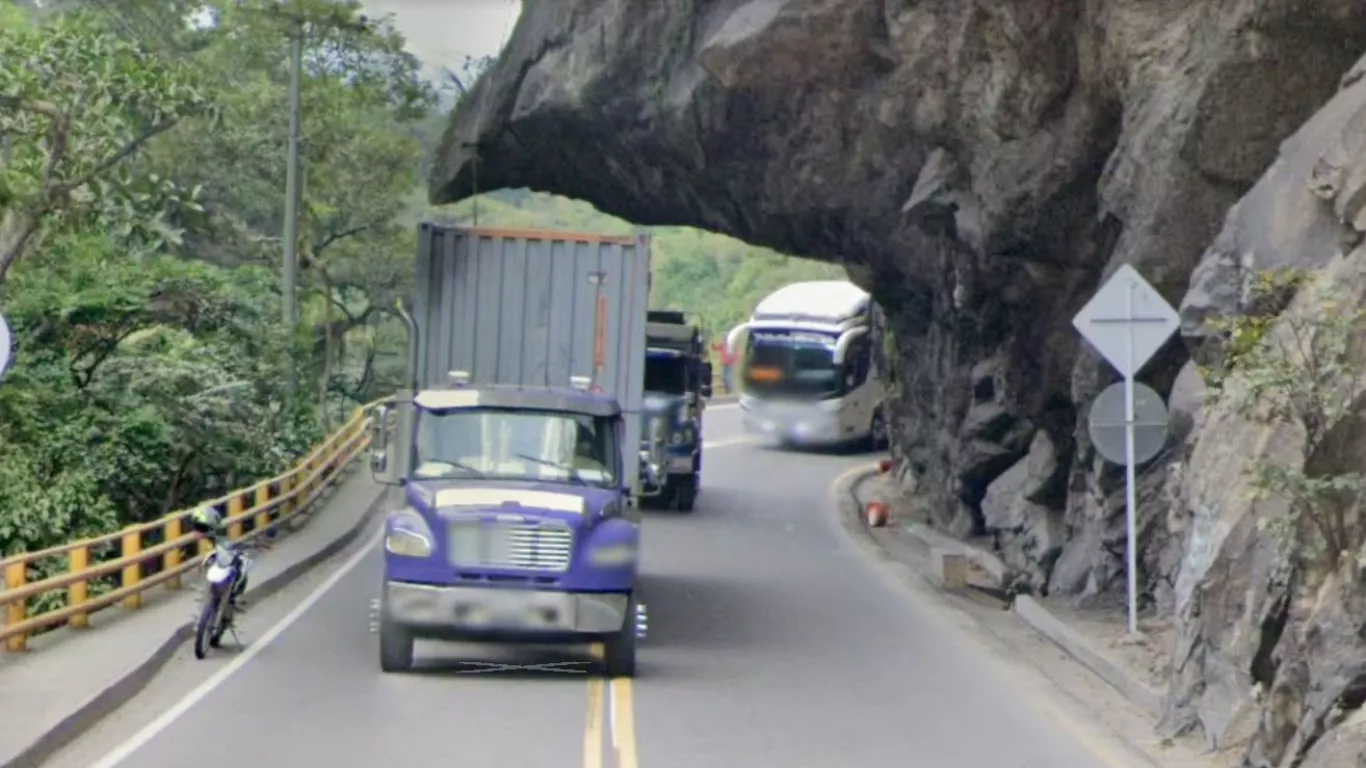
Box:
[210,594,231,648]
[194,590,221,660]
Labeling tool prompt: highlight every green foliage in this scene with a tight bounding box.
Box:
[0,0,422,559]
[1203,267,1366,569]
[0,4,208,282]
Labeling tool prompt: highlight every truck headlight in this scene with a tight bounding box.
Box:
[385,528,432,558]
[588,543,637,567]
[385,507,434,558]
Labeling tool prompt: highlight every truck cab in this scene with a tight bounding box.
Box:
[638,310,712,511]
[370,372,647,677]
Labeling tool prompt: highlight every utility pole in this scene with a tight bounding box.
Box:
[282,20,302,402]
[270,3,370,405]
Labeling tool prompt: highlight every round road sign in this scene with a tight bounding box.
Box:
[1086,381,1170,466]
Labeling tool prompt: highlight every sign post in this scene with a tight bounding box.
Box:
[1072,264,1179,634]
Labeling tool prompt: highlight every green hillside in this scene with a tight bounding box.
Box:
[416,190,846,343]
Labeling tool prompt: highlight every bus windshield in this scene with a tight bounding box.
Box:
[743,330,842,399]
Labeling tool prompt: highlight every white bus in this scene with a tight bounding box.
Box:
[727,280,888,449]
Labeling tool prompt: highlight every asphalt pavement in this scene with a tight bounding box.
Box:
[70,404,1129,768]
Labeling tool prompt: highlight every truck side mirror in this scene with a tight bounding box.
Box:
[369,404,400,485]
[701,362,714,398]
[370,404,390,446]
[700,382,713,398]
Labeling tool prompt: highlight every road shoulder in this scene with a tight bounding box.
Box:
[828,464,1224,768]
[0,466,390,768]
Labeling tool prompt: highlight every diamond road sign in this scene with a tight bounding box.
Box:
[1072,264,1180,378]
[1087,381,1170,466]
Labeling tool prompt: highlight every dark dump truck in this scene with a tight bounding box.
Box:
[368,224,654,677]
[639,310,712,511]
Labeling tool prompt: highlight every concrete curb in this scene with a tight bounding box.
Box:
[900,522,1010,587]
[828,465,927,587]
[835,466,1165,722]
[1012,596,1164,718]
[4,465,390,768]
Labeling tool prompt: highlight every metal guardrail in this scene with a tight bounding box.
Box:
[0,398,390,653]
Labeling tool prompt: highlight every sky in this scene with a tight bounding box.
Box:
[360,0,521,70]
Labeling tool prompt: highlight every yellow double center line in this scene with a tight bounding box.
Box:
[583,643,639,768]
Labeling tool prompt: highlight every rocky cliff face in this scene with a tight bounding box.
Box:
[432,1,1366,763]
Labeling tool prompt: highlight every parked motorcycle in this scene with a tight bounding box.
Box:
[193,538,256,659]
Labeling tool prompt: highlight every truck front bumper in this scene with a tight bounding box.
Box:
[383,581,630,636]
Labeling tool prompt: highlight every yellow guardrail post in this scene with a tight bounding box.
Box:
[69,544,91,627]
[4,561,27,652]
[282,473,297,519]
[121,526,143,610]
[253,486,271,533]
[164,517,184,590]
[228,494,245,541]
[303,453,317,505]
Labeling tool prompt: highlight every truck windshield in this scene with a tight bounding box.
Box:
[644,353,688,394]
[743,330,842,399]
[413,407,619,488]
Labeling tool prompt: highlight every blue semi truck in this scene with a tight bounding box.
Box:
[368,224,655,677]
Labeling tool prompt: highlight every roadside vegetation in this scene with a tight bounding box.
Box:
[1202,267,1366,571]
[0,0,835,558]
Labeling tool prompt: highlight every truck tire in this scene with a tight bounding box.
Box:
[602,594,638,678]
[674,474,697,512]
[378,616,414,673]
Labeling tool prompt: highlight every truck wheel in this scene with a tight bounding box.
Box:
[674,475,697,512]
[378,616,414,673]
[602,595,638,678]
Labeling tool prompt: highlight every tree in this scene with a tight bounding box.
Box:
[0,0,430,561]
[0,6,207,284]
[1202,267,1366,571]
[128,0,434,427]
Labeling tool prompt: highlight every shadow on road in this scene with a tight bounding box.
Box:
[754,441,879,457]
[409,643,597,680]
[638,572,772,652]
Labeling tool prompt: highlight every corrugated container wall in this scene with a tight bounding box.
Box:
[413,224,651,484]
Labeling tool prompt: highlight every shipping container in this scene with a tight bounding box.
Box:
[412,224,652,478]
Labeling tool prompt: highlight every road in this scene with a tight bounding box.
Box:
[69,404,1131,768]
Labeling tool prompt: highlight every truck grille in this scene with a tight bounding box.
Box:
[445,521,573,572]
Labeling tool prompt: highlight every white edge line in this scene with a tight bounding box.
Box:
[85,525,385,768]
[701,437,751,450]
[706,403,739,411]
